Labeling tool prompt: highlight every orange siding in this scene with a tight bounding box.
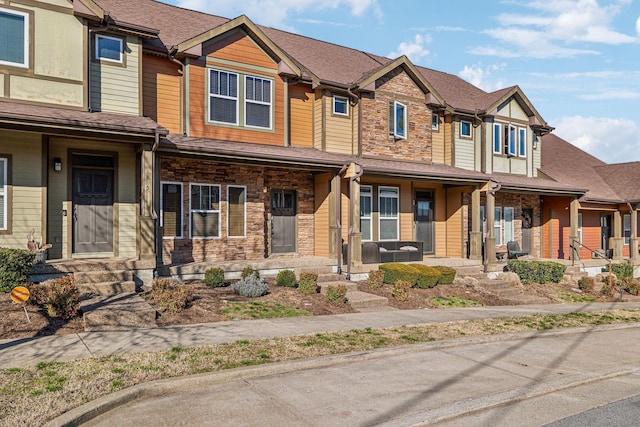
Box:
[399,182,413,241]
[314,174,331,257]
[290,83,313,148]
[143,55,182,134]
[445,187,464,257]
[204,30,276,70]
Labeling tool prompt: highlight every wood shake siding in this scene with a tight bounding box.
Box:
[289,83,313,148]
[143,54,182,134]
[360,69,433,162]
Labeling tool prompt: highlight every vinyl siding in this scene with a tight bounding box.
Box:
[314,174,331,256]
[325,94,355,154]
[454,120,475,171]
[445,187,465,257]
[313,89,323,150]
[432,114,445,164]
[143,54,182,134]
[289,83,313,148]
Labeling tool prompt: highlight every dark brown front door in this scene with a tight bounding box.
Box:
[271,190,296,253]
[73,169,114,253]
[415,191,434,254]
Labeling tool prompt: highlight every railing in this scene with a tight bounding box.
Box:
[570,239,622,300]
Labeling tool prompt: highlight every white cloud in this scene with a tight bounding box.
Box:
[388,34,432,63]
[458,63,508,91]
[176,0,381,29]
[553,115,640,163]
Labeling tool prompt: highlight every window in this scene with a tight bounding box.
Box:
[0,8,28,68]
[578,213,583,244]
[190,184,220,238]
[360,186,372,241]
[228,186,246,238]
[333,95,348,116]
[460,120,472,138]
[161,182,183,239]
[0,158,6,230]
[389,101,407,139]
[378,186,399,240]
[95,34,123,63]
[431,113,439,131]
[493,123,502,154]
[209,69,238,125]
[494,207,502,245]
[624,214,631,245]
[504,207,514,243]
[245,76,272,129]
[506,125,516,156]
[518,128,527,157]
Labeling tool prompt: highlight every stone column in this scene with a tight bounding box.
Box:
[630,208,638,262]
[613,210,623,260]
[469,188,482,260]
[569,198,579,262]
[328,174,341,260]
[139,143,155,261]
[485,190,496,264]
[349,176,362,267]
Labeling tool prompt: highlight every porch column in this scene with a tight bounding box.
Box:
[348,166,362,268]
[613,210,623,260]
[139,143,155,261]
[630,208,638,262]
[328,174,341,260]
[569,198,579,262]
[469,187,482,260]
[485,189,496,264]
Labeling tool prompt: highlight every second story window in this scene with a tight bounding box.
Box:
[209,69,239,125]
[518,128,527,157]
[333,95,349,116]
[95,34,123,63]
[431,113,439,131]
[493,123,502,154]
[0,7,29,68]
[460,120,472,138]
[506,124,517,156]
[245,76,272,129]
[389,101,407,139]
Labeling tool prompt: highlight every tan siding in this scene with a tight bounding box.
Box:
[289,83,313,148]
[325,95,355,154]
[143,55,182,134]
[432,114,445,164]
[454,121,475,170]
[313,89,323,150]
[444,116,453,165]
[445,188,464,257]
[314,174,331,256]
[399,182,413,241]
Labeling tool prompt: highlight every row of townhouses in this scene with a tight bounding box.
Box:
[1,0,639,277]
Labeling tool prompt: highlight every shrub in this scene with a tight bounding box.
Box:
[0,248,36,293]
[367,270,385,289]
[391,280,412,302]
[379,263,419,285]
[433,266,456,284]
[621,276,640,296]
[610,263,634,280]
[204,267,225,288]
[578,277,595,294]
[276,269,297,287]
[27,276,80,319]
[325,285,347,305]
[409,264,440,289]
[601,280,616,297]
[241,267,260,280]
[232,275,268,298]
[298,272,318,295]
[148,278,194,313]
[507,260,566,284]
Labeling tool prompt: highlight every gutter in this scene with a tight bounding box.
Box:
[152,130,161,275]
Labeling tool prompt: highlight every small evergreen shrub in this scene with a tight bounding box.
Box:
[379,263,419,285]
[391,280,412,302]
[507,260,566,284]
[578,277,595,294]
[241,267,260,280]
[325,284,348,305]
[28,276,80,319]
[367,270,385,289]
[409,264,440,289]
[610,263,634,280]
[276,269,297,287]
[298,272,318,295]
[0,248,36,293]
[204,267,225,288]
[148,278,194,313]
[232,275,268,298]
[433,266,456,284]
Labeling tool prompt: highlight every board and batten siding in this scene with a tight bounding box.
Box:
[143,54,182,134]
[454,120,476,171]
[289,83,313,148]
[90,34,140,114]
[0,131,44,249]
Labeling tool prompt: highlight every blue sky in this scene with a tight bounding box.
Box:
[164,0,640,164]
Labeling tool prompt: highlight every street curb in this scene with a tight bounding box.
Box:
[45,322,640,426]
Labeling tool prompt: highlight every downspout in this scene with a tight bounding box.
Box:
[152,130,161,276]
[87,19,111,112]
[347,164,364,280]
[167,51,185,134]
[335,164,348,274]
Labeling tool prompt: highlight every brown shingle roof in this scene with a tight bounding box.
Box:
[594,162,640,202]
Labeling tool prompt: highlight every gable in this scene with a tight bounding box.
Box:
[376,68,425,100]
[496,98,528,122]
[202,29,277,71]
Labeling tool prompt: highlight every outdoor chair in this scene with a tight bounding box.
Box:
[507,241,529,259]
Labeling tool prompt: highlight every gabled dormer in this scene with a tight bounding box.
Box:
[172,15,301,146]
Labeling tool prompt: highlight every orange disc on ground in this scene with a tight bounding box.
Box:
[10,286,30,303]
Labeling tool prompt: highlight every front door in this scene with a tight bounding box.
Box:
[415,191,434,254]
[522,208,533,254]
[271,190,296,253]
[601,214,611,253]
[73,168,114,253]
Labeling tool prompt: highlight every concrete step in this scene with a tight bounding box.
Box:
[81,293,157,332]
[318,281,358,294]
[77,281,137,295]
[74,270,133,284]
[317,273,344,283]
[454,266,485,276]
[346,290,388,310]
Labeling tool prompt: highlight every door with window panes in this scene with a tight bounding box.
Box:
[271,190,296,253]
[415,191,434,254]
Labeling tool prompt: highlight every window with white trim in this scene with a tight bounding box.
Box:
[506,124,517,156]
[190,184,220,238]
[578,213,583,244]
[493,123,502,154]
[494,207,502,245]
[389,101,407,139]
[228,186,246,238]
[460,120,472,138]
[0,158,6,230]
[504,207,514,243]
[518,128,527,157]
[360,185,372,241]
[333,95,348,116]
[161,182,183,239]
[95,34,123,63]
[209,69,239,125]
[0,8,28,68]
[378,186,399,240]
[431,113,439,131]
[624,214,631,245]
[245,76,272,129]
